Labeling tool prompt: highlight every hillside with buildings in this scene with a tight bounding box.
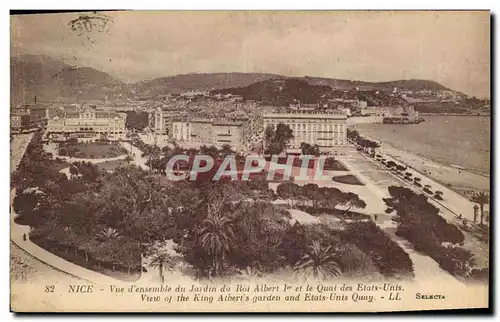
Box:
[11,55,126,105]
[12,54,488,116]
[132,72,282,97]
[211,78,332,106]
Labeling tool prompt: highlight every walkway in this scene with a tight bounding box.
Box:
[11,189,117,284]
[57,154,128,164]
[11,135,118,283]
[119,142,149,170]
[11,133,34,171]
[381,152,486,222]
[337,152,465,286]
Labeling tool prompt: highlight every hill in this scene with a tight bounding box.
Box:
[136,74,454,98]
[301,76,451,92]
[11,54,462,105]
[11,54,125,105]
[131,72,282,97]
[211,78,332,106]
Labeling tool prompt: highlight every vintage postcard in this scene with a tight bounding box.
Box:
[10,10,490,312]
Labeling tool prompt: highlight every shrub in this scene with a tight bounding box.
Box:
[336,244,380,279]
[469,267,489,281]
[432,246,475,278]
[385,185,471,278]
[341,221,414,279]
[331,174,364,186]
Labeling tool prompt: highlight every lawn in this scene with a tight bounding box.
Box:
[48,158,71,172]
[323,158,349,171]
[59,142,128,159]
[297,205,371,221]
[332,174,365,186]
[96,159,131,172]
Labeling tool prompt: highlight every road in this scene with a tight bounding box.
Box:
[11,133,34,171]
[337,152,465,286]
[120,141,149,170]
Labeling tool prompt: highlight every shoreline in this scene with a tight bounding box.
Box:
[357,134,490,194]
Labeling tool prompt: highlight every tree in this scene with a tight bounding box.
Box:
[264,123,294,155]
[199,145,220,159]
[220,144,234,158]
[237,266,262,282]
[124,155,134,165]
[300,142,320,156]
[149,252,178,283]
[293,241,341,281]
[125,111,149,131]
[340,192,367,213]
[347,129,359,141]
[97,227,121,241]
[199,210,235,277]
[472,192,489,225]
[276,182,300,207]
[369,141,380,154]
[264,125,275,148]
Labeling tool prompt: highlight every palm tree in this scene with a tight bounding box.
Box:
[95,227,121,271]
[97,227,121,240]
[293,241,341,281]
[149,252,177,284]
[199,213,235,277]
[472,192,489,225]
[237,266,262,282]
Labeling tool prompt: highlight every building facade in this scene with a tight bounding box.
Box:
[11,105,48,132]
[171,118,246,151]
[46,105,126,141]
[262,111,348,150]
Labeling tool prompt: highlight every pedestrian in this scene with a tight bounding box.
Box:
[23,233,26,241]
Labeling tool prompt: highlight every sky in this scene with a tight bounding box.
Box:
[11,11,490,98]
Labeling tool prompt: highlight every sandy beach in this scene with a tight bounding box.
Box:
[368,136,490,196]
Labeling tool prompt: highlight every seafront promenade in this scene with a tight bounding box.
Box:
[346,139,487,224]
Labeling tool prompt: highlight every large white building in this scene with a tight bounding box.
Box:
[262,111,348,150]
[170,118,246,151]
[46,105,126,141]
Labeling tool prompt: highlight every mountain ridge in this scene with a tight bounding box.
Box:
[10,54,462,104]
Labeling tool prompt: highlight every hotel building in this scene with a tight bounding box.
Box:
[262,111,348,150]
[171,117,246,151]
[46,105,126,141]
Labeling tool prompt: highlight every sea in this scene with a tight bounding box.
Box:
[352,116,491,176]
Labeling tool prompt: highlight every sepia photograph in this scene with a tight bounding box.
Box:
[9,10,490,312]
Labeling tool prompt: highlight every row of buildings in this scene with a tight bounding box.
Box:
[152,107,348,152]
[13,102,349,153]
[11,105,48,132]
